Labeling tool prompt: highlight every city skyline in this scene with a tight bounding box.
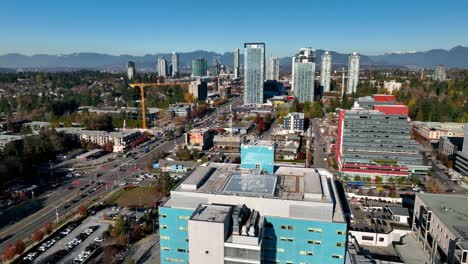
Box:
[1,1,468,56]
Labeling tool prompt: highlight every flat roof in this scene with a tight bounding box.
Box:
[190,204,232,223]
[223,172,277,197]
[418,193,468,248]
[388,206,410,217]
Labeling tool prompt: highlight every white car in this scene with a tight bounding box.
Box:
[94,237,103,243]
[119,182,127,186]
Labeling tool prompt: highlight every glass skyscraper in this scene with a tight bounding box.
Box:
[172,52,179,77]
[293,48,316,103]
[266,57,280,81]
[244,43,265,105]
[192,58,207,77]
[234,48,240,78]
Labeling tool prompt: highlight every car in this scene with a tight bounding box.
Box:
[94,237,103,243]
[38,245,47,252]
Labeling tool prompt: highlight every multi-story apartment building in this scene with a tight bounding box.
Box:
[293,48,316,103]
[159,163,347,264]
[56,127,141,153]
[283,112,305,134]
[455,124,468,176]
[244,43,265,105]
[434,64,447,82]
[347,53,360,94]
[188,79,208,100]
[184,128,213,150]
[336,95,424,181]
[412,193,468,264]
[321,51,332,93]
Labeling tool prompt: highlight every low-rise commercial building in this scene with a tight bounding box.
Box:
[412,121,465,145]
[213,134,244,151]
[167,103,194,118]
[184,128,213,150]
[412,193,468,264]
[188,80,208,101]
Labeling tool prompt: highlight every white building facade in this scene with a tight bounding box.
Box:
[347,52,360,94]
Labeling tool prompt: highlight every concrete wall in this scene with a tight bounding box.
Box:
[188,219,227,264]
[349,229,411,247]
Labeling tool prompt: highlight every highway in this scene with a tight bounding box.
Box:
[0,96,241,253]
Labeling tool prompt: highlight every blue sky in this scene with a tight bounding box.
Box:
[1,0,467,56]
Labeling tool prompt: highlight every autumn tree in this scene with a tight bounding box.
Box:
[79,204,88,217]
[32,229,44,242]
[14,240,25,255]
[43,222,53,234]
[2,244,16,260]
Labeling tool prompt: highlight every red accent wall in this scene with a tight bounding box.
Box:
[374,105,409,115]
[336,110,345,168]
[373,94,395,102]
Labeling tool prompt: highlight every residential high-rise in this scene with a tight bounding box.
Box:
[158,57,168,77]
[347,52,360,94]
[321,51,332,93]
[291,56,296,91]
[336,95,424,181]
[172,52,179,77]
[243,42,265,105]
[192,58,207,77]
[212,57,220,76]
[266,57,280,81]
[159,163,347,264]
[293,48,316,103]
[234,48,240,78]
[454,123,468,176]
[127,61,136,80]
[434,64,447,81]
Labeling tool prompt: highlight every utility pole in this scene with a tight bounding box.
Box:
[55,206,59,223]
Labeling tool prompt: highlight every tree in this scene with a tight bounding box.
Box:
[388,177,395,184]
[374,176,383,184]
[43,222,53,234]
[411,176,421,185]
[32,229,44,242]
[14,239,25,255]
[79,204,88,217]
[389,189,398,198]
[2,244,16,260]
[354,175,361,182]
[343,176,350,182]
[363,177,371,183]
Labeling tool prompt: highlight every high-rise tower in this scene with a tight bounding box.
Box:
[234,48,240,78]
[158,57,168,77]
[243,43,265,105]
[266,57,280,81]
[172,52,179,77]
[292,48,316,103]
[347,52,360,94]
[321,51,332,93]
[127,61,136,80]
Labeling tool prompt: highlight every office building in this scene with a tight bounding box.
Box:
[188,79,208,101]
[293,48,316,103]
[336,95,424,181]
[455,124,468,176]
[266,57,280,81]
[127,61,136,80]
[192,58,208,77]
[321,51,332,93]
[438,136,464,158]
[283,112,305,133]
[172,52,179,77]
[347,53,360,94]
[412,193,468,264]
[434,64,447,82]
[244,42,265,105]
[234,48,240,78]
[159,163,347,264]
[158,57,168,77]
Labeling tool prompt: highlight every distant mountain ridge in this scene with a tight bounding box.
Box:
[0,46,467,71]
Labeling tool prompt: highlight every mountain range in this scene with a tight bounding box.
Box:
[0,46,467,72]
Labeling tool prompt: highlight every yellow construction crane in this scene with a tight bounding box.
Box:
[129,82,188,129]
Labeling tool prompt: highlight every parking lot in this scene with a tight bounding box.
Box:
[31,209,112,264]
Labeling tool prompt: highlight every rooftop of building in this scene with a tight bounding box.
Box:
[241,140,274,148]
[190,204,232,223]
[417,193,468,248]
[165,163,345,223]
[412,121,465,130]
[56,127,140,137]
[286,112,304,118]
